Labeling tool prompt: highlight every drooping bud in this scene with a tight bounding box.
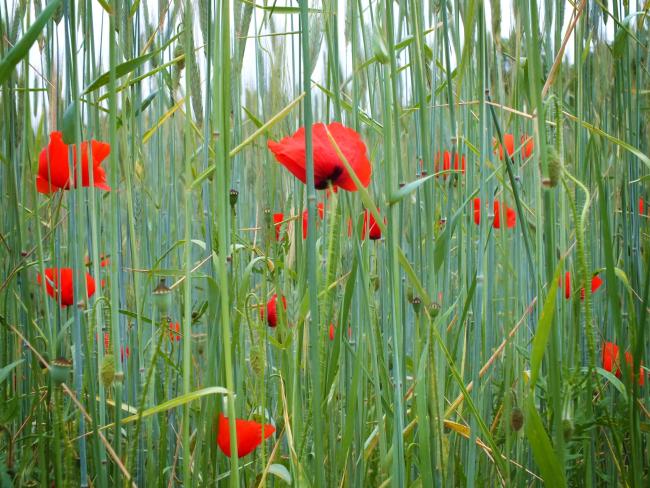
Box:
[510,407,524,431]
[101,354,116,387]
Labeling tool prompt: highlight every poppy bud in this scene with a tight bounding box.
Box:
[510,407,524,431]
[101,354,116,387]
[562,418,574,441]
[229,189,239,206]
[373,29,390,64]
[50,358,72,386]
[412,296,422,314]
[428,302,441,318]
[153,278,172,314]
[174,44,185,70]
[250,342,266,377]
[542,146,562,189]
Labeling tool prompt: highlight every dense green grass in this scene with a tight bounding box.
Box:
[1,0,649,486]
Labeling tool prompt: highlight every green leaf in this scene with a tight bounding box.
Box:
[0,0,63,85]
[529,258,563,388]
[268,464,292,484]
[0,359,24,385]
[612,12,643,59]
[102,386,230,430]
[524,397,567,487]
[83,52,153,94]
[389,174,434,205]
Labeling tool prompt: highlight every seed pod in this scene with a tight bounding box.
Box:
[412,296,422,314]
[153,278,172,314]
[229,189,239,207]
[100,354,116,387]
[50,358,72,386]
[510,406,524,431]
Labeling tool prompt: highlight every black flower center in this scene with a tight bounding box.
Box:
[315,166,343,189]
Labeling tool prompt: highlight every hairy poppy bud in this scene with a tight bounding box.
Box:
[373,29,390,64]
[542,146,562,188]
[510,407,524,431]
[562,418,574,442]
[174,44,185,70]
[101,354,116,387]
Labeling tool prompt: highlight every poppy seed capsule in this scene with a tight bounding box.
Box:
[510,407,524,431]
[412,296,422,314]
[153,278,172,313]
[50,358,72,386]
[100,354,116,387]
[229,189,239,206]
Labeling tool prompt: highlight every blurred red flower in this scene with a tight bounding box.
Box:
[37,131,111,194]
[472,198,516,229]
[261,294,287,328]
[273,213,284,241]
[268,122,371,191]
[169,322,181,341]
[602,342,645,386]
[362,209,383,240]
[216,412,275,458]
[37,267,96,307]
[302,203,324,240]
[434,151,466,179]
[494,133,533,161]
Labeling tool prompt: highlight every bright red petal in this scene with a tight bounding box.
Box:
[564,272,571,300]
[591,275,603,293]
[520,134,534,159]
[506,206,516,228]
[602,342,619,374]
[37,131,72,193]
[473,198,481,225]
[273,213,284,241]
[77,140,111,190]
[493,201,501,229]
[217,413,275,458]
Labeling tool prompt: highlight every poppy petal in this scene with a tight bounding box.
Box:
[37,131,72,193]
[217,412,275,458]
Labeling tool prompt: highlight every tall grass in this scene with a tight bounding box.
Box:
[1,0,649,486]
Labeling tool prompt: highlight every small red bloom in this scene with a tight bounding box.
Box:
[37,267,96,307]
[434,151,466,179]
[329,323,335,341]
[273,213,284,241]
[602,342,619,374]
[472,198,515,229]
[602,342,645,386]
[494,134,534,161]
[37,131,111,194]
[564,272,571,300]
[216,412,275,458]
[639,197,646,216]
[268,122,371,191]
[362,210,383,240]
[169,322,181,341]
[261,294,287,328]
[302,203,324,240]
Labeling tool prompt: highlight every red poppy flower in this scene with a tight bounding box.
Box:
[434,151,466,179]
[216,412,275,458]
[561,273,603,300]
[260,294,287,328]
[329,323,335,341]
[37,267,97,307]
[602,342,645,386]
[169,322,181,341]
[268,122,371,191]
[602,342,619,373]
[494,134,534,161]
[639,197,646,216]
[362,209,383,240]
[302,203,325,240]
[472,198,516,228]
[36,131,111,194]
[273,213,284,241]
